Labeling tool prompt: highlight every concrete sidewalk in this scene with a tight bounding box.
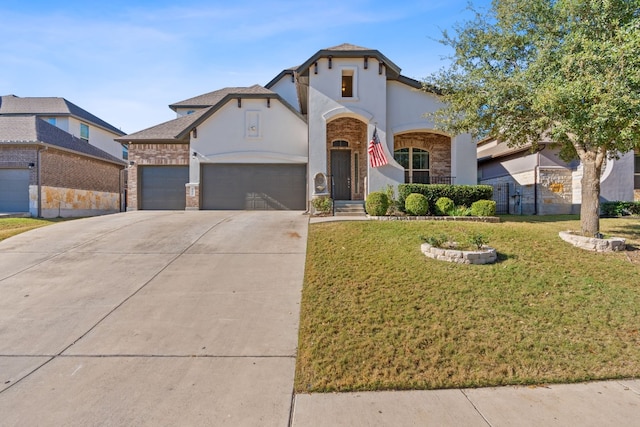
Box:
[291,380,640,426]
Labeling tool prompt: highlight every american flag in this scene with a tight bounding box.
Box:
[368,127,388,168]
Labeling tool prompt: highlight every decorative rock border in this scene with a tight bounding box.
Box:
[558,231,626,252]
[421,243,497,265]
[370,216,500,223]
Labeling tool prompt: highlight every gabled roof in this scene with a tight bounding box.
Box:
[169,85,275,111]
[116,107,211,142]
[296,43,402,80]
[119,86,306,143]
[0,95,125,136]
[0,116,125,165]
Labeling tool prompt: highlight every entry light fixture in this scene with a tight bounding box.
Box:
[192,151,198,158]
[28,162,35,169]
[129,160,135,166]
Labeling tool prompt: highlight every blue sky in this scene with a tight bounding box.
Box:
[0,0,491,134]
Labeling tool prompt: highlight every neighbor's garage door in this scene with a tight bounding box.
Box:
[0,169,30,212]
[201,164,306,210]
[139,166,189,210]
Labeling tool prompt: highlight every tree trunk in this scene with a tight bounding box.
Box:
[579,151,604,236]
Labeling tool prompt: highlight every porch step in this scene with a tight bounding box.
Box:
[334,200,366,217]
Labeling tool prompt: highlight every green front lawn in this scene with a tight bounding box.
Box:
[0,217,69,242]
[295,216,640,392]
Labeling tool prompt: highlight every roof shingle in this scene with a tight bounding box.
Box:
[0,95,125,136]
[0,116,124,164]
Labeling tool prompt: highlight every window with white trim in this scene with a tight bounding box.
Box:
[80,123,89,141]
[341,68,357,99]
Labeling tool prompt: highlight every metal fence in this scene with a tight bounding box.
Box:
[491,183,510,214]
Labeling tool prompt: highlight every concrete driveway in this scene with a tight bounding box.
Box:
[0,210,308,426]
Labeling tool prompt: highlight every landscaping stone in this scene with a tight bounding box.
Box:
[421,243,497,265]
[558,231,626,252]
[370,215,500,223]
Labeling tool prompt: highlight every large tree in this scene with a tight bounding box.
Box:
[426,0,640,235]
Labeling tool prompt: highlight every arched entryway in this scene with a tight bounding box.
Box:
[394,132,452,184]
[326,117,367,200]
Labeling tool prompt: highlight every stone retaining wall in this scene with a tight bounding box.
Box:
[421,243,497,265]
[370,216,500,223]
[558,231,626,252]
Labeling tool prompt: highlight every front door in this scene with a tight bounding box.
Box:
[331,150,351,200]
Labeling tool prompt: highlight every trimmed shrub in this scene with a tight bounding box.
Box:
[365,192,389,216]
[601,201,640,217]
[405,193,429,215]
[435,197,455,216]
[470,200,497,216]
[397,184,493,214]
[311,197,332,215]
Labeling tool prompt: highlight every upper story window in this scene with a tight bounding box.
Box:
[394,147,430,184]
[46,117,56,125]
[80,123,89,141]
[341,68,357,99]
[342,72,353,97]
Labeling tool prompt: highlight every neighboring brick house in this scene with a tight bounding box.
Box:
[477,138,636,215]
[117,44,477,211]
[0,116,126,217]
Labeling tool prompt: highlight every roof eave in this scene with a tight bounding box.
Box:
[297,49,402,79]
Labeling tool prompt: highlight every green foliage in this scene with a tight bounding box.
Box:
[435,197,455,215]
[421,234,448,248]
[384,184,402,215]
[311,197,333,215]
[365,192,390,216]
[601,201,640,217]
[405,193,429,216]
[468,232,488,250]
[449,205,472,216]
[398,184,493,214]
[424,0,640,235]
[471,200,497,217]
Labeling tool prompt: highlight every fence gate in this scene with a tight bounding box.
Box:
[492,183,510,214]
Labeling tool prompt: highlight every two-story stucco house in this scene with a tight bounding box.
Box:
[118,44,477,211]
[0,95,127,217]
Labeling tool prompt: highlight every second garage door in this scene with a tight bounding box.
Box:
[0,169,30,212]
[201,164,306,210]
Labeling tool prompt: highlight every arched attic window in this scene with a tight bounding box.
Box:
[394,147,430,184]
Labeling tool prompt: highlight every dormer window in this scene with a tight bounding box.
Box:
[341,70,354,98]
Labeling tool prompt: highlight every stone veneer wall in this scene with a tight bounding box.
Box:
[481,168,576,215]
[393,132,451,179]
[127,142,190,210]
[326,118,367,200]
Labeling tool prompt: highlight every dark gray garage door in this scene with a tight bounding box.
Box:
[201,164,306,210]
[0,169,30,212]
[139,166,189,210]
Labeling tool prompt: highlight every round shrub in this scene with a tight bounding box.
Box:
[405,193,429,216]
[470,200,497,216]
[365,192,389,216]
[435,197,455,216]
[311,196,332,215]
